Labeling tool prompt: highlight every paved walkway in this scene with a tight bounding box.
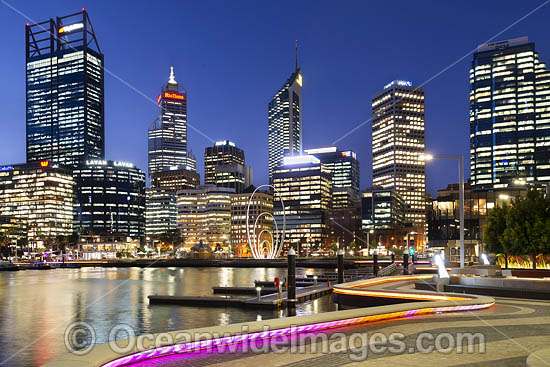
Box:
[123,297,550,366]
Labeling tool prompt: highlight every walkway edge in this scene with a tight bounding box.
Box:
[42,275,494,367]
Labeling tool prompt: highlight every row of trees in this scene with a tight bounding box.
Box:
[485,189,550,269]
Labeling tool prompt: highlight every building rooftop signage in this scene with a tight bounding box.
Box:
[283,155,320,166]
[215,140,236,147]
[163,92,184,101]
[384,80,413,89]
[477,37,528,52]
[58,23,84,34]
[304,147,337,154]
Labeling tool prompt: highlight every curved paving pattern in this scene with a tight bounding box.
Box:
[44,275,500,366]
[124,298,550,367]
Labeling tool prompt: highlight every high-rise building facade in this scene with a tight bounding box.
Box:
[176,185,234,249]
[150,167,199,192]
[304,147,360,195]
[273,155,332,252]
[361,187,405,231]
[230,189,273,257]
[304,147,360,208]
[73,160,146,239]
[204,141,252,193]
[26,10,104,167]
[0,161,74,248]
[148,67,196,177]
[268,68,303,183]
[146,188,177,239]
[470,37,550,188]
[372,80,426,226]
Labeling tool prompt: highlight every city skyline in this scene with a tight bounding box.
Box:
[2,1,550,194]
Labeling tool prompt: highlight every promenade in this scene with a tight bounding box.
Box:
[124,297,550,367]
[46,275,550,367]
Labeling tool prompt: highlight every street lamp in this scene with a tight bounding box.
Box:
[420,153,465,268]
[366,229,374,254]
[406,231,417,253]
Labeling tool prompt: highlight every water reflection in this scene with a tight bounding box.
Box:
[0,267,335,366]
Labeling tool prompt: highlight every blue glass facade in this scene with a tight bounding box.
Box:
[470,37,550,188]
[26,11,104,168]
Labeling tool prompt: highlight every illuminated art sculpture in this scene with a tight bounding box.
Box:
[246,185,285,259]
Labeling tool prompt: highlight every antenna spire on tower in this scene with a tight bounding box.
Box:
[168,66,177,84]
[295,40,299,71]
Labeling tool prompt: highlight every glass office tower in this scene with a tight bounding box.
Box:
[148,67,196,176]
[73,160,146,239]
[371,80,426,226]
[272,155,332,252]
[470,37,550,188]
[268,68,302,183]
[26,10,104,167]
[304,147,360,195]
[204,141,252,193]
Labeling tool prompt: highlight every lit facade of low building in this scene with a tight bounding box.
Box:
[230,189,273,257]
[150,166,199,192]
[273,155,332,253]
[0,216,28,249]
[427,181,529,262]
[146,188,178,239]
[0,161,74,249]
[177,185,234,249]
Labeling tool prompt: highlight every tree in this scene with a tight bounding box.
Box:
[56,235,69,253]
[502,189,550,269]
[484,204,511,267]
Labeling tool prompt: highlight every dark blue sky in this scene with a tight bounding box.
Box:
[1,0,550,195]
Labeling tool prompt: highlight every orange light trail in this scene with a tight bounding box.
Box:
[334,274,471,301]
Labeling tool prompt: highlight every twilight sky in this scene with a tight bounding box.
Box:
[1,0,550,195]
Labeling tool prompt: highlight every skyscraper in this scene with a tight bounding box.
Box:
[372,80,426,226]
[470,37,550,189]
[73,160,146,239]
[303,147,360,205]
[204,141,252,193]
[273,155,332,252]
[268,44,302,183]
[148,67,196,177]
[26,10,104,167]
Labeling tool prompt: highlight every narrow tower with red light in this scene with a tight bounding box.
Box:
[148,67,196,177]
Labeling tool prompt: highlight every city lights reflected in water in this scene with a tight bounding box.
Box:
[0,267,332,367]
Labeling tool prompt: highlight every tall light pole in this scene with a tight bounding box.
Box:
[421,153,465,268]
[366,229,373,254]
[406,231,417,253]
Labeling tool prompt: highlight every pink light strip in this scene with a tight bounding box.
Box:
[101,301,494,367]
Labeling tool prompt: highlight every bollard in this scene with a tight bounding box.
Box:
[287,248,296,309]
[391,253,395,264]
[256,286,262,301]
[313,275,318,286]
[373,253,378,276]
[403,253,409,275]
[337,249,344,284]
